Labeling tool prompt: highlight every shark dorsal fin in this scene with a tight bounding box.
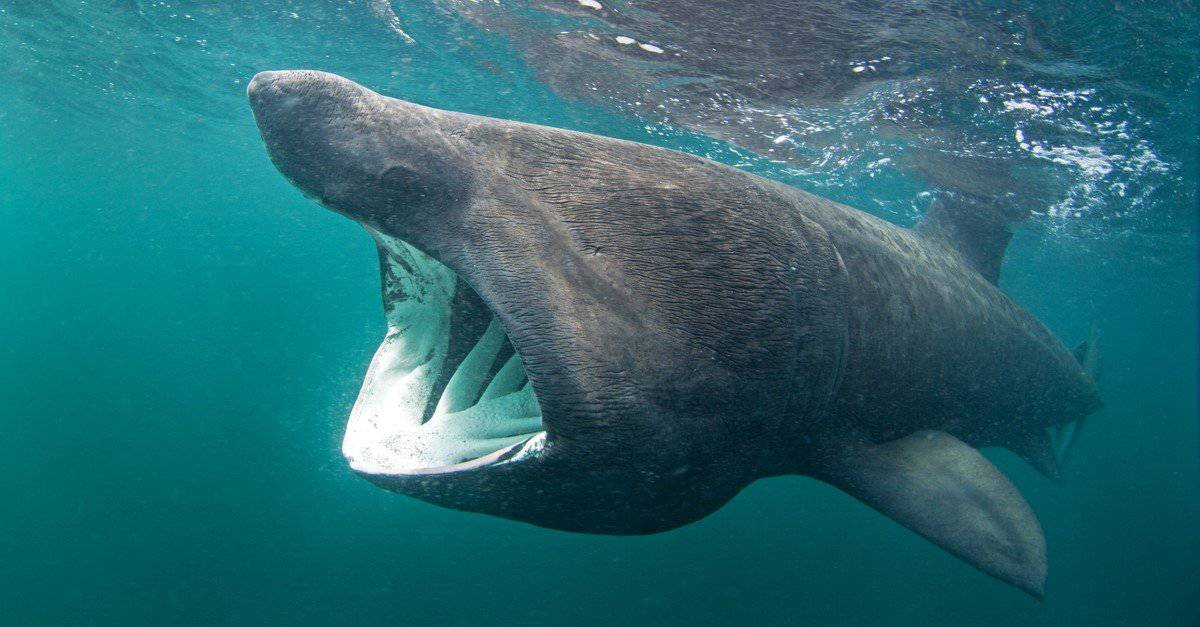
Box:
[916,196,1017,284]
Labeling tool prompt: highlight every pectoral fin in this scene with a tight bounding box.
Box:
[817,430,1046,597]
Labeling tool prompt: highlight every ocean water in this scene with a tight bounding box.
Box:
[1,1,1197,625]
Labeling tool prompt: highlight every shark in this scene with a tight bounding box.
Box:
[247,70,1101,597]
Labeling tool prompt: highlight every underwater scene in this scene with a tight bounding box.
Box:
[1,1,1197,625]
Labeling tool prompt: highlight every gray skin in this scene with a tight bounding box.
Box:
[247,70,1100,598]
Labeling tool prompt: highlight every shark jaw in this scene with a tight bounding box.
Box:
[341,229,547,476]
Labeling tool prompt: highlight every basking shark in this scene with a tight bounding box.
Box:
[247,70,1101,597]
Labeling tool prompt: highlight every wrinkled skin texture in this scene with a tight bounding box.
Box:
[247,69,848,533]
[247,71,1100,596]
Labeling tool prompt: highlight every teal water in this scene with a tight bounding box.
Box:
[1,2,1197,625]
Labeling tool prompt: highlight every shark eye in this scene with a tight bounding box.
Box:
[379,163,458,204]
[379,163,416,182]
[379,163,421,192]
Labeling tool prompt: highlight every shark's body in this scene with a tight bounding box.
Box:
[247,70,1100,598]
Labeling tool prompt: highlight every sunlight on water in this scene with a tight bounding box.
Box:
[434,0,1196,235]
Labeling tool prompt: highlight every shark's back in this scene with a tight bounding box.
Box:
[788,188,1101,450]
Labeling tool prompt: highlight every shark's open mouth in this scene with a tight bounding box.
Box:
[341,230,546,476]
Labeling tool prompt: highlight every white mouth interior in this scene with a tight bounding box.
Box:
[342,231,546,475]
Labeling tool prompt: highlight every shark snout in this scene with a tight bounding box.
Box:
[245,70,281,99]
[247,69,345,104]
[247,70,376,137]
[246,70,314,117]
[248,69,415,222]
[259,74,478,242]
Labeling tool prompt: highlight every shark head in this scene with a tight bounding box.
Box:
[247,70,848,534]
